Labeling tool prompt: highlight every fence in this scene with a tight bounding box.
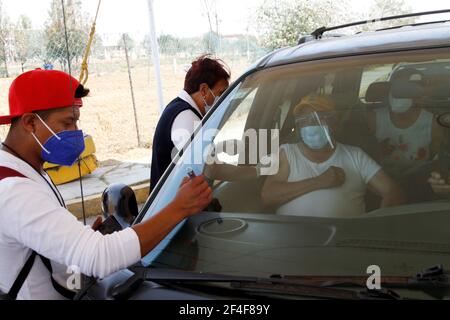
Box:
[0,0,268,163]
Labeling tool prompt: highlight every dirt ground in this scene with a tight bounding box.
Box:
[0,58,249,165]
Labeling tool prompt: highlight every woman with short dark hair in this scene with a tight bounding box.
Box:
[150,55,230,188]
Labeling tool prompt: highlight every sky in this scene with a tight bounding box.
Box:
[1,0,450,40]
[1,0,264,38]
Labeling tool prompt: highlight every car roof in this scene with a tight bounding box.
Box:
[257,22,450,69]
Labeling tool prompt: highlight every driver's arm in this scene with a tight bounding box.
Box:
[261,150,328,208]
[367,170,406,208]
[429,119,450,195]
[430,118,445,157]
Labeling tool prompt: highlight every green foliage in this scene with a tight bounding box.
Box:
[365,0,416,29]
[157,34,181,55]
[256,0,349,50]
[118,33,135,53]
[0,0,11,77]
[44,0,90,71]
[255,0,416,50]
[13,15,38,72]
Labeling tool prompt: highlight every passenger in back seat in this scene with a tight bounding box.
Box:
[367,67,444,202]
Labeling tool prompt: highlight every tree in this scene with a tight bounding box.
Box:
[201,0,221,54]
[45,0,91,72]
[363,0,416,30]
[371,0,413,17]
[90,33,104,58]
[202,31,220,55]
[157,34,181,56]
[0,0,11,77]
[178,36,205,56]
[256,0,417,50]
[255,0,350,50]
[118,33,135,53]
[13,15,34,72]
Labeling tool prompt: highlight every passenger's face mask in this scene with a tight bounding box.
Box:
[389,94,413,114]
[31,114,85,167]
[300,125,332,150]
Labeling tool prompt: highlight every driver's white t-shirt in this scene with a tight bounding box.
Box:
[277,143,381,218]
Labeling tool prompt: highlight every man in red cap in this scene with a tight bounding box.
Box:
[0,69,212,300]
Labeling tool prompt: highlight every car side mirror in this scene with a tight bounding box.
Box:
[99,184,139,234]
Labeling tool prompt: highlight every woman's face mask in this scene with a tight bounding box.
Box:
[389,94,413,114]
[202,88,220,114]
[300,125,332,150]
[31,114,85,167]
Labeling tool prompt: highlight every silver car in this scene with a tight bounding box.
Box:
[87,12,450,300]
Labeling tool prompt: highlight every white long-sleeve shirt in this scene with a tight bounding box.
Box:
[170,90,203,151]
[0,150,141,300]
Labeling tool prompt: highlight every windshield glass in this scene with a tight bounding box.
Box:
[140,48,450,299]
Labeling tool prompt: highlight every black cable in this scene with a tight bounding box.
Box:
[1,143,65,208]
[61,0,87,226]
[60,0,72,76]
[60,1,92,297]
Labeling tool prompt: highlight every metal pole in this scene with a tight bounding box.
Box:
[123,34,142,147]
[146,0,165,113]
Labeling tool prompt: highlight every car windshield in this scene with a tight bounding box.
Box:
[139,48,450,299]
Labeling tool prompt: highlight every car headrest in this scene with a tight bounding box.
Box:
[425,75,450,99]
[365,82,390,103]
[391,80,425,99]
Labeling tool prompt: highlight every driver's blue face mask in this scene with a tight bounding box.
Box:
[300,125,331,150]
[31,113,85,167]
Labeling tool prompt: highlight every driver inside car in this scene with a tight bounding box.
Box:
[261,94,406,217]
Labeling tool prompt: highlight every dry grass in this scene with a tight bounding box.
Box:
[0,58,250,164]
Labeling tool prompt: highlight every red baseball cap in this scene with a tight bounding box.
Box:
[0,69,83,125]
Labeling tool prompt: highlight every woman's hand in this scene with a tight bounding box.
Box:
[171,175,213,218]
[429,172,450,196]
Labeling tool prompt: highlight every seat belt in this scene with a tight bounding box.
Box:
[0,166,76,300]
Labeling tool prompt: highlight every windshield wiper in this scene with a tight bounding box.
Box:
[270,265,450,299]
[112,266,408,300]
[228,280,403,300]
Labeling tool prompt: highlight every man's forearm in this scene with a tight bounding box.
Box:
[262,178,322,208]
[132,203,186,257]
[380,187,407,208]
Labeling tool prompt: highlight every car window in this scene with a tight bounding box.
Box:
[213,88,257,165]
[140,48,450,295]
[359,64,394,100]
